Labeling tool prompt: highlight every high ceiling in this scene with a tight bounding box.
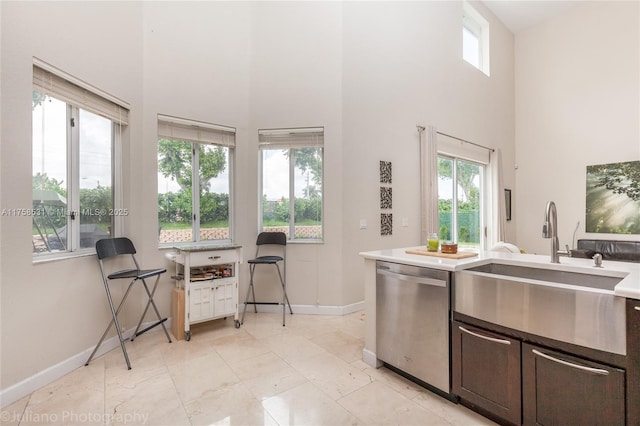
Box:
[483,1,578,33]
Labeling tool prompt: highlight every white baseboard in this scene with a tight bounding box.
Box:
[0,319,173,409]
[240,301,364,316]
[362,348,383,368]
[1,302,365,409]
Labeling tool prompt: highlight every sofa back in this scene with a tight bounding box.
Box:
[577,239,640,263]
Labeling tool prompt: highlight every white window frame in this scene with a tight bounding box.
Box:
[157,115,236,246]
[437,155,486,250]
[258,127,324,243]
[437,135,489,250]
[32,60,127,261]
[463,1,490,76]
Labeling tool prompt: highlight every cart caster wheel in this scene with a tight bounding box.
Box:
[185,331,191,341]
[234,320,241,329]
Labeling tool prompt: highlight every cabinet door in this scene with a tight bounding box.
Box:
[522,343,625,426]
[214,279,236,317]
[626,299,640,425]
[190,285,214,322]
[452,321,521,425]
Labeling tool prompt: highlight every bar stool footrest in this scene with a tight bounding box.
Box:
[134,317,169,338]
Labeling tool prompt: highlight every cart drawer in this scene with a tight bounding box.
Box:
[189,250,238,267]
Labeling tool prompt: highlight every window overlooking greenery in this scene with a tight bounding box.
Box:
[438,156,484,247]
[157,117,234,244]
[259,128,323,241]
[32,64,126,257]
[463,1,490,76]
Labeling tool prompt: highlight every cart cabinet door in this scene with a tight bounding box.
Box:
[452,321,522,425]
[522,343,625,426]
[214,280,235,317]
[190,285,214,322]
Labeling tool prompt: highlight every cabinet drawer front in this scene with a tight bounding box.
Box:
[189,250,238,267]
[523,343,625,426]
[452,321,521,425]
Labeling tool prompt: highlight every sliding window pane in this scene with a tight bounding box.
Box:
[32,94,68,254]
[199,144,230,241]
[261,149,290,239]
[293,147,322,239]
[437,156,454,241]
[456,160,481,246]
[79,109,113,249]
[158,139,193,242]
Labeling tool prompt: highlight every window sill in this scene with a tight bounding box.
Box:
[32,250,96,265]
[158,240,235,251]
[288,239,324,244]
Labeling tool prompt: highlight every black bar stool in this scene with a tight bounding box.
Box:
[241,232,293,326]
[85,237,171,369]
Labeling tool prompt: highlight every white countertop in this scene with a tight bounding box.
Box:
[360,246,640,300]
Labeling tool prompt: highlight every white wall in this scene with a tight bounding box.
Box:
[140,1,252,310]
[1,1,144,392]
[248,2,344,307]
[515,1,640,254]
[340,0,515,303]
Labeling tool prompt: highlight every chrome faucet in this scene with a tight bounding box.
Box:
[542,201,560,263]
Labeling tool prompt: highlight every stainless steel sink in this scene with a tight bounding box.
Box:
[455,263,627,355]
[467,263,624,291]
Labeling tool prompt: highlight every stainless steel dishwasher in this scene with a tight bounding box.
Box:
[376,260,451,394]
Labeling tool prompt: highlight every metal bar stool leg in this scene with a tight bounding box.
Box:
[132,282,152,341]
[276,265,293,313]
[275,265,293,326]
[241,264,257,324]
[86,279,136,369]
[251,265,258,313]
[131,277,172,343]
[144,278,173,342]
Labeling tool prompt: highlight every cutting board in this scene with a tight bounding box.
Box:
[405,249,478,259]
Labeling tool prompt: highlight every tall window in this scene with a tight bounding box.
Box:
[32,63,128,257]
[157,115,235,244]
[463,1,490,76]
[259,127,323,241]
[438,156,484,248]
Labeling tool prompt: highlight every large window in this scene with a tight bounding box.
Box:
[463,1,490,76]
[32,63,128,257]
[437,155,485,248]
[259,127,323,241]
[157,116,235,244]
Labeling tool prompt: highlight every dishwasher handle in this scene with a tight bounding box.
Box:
[377,268,447,287]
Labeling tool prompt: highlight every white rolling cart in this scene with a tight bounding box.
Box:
[168,244,242,341]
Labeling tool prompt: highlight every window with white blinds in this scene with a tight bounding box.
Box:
[258,127,324,241]
[33,61,129,125]
[158,115,235,147]
[157,115,235,244]
[32,62,127,258]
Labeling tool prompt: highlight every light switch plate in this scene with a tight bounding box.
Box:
[360,219,367,229]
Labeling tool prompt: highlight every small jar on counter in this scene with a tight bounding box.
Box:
[427,233,439,252]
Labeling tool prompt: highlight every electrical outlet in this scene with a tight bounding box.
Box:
[360,219,367,229]
[402,217,409,227]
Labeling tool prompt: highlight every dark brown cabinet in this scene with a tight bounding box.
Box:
[453,319,629,425]
[628,299,640,425]
[522,343,625,426]
[452,321,522,425]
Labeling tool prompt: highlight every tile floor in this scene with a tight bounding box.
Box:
[2,311,496,425]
